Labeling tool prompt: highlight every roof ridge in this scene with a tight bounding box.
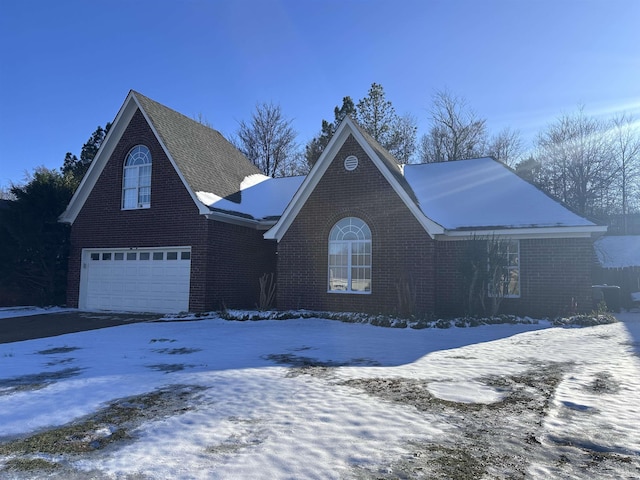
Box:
[131,91,262,200]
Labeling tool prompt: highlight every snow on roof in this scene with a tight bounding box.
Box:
[403,157,596,230]
[594,236,640,268]
[197,174,305,221]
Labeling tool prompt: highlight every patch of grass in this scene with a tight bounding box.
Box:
[425,444,486,480]
[36,346,80,355]
[0,385,206,458]
[2,456,61,472]
[152,347,201,355]
[146,363,195,373]
[264,353,380,378]
[45,357,75,367]
[585,372,620,394]
[0,367,84,395]
[345,363,572,479]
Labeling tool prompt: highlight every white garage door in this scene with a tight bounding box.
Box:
[81,247,191,313]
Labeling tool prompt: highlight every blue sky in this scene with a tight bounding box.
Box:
[1,0,639,189]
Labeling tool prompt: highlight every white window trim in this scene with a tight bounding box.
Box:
[328,217,372,294]
[122,145,152,210]
[488,239,521,299]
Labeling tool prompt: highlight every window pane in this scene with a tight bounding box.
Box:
[139,252,150,260]
[123,170,138,188]
[329,267,348,291]
[153,252,164,260]
[181,251,191,260]
[138,186,151,205]
[167,252,178,260]
[351,267,371,292]
[123,188,137,209]
[102,253,111,260]
[507,268,520,296]
[90,253,99,261]
[126,252,137,260]
[114,252,124,261]
[138,165,151,186]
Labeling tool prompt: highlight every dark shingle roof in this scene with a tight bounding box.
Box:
[133,91,262,201]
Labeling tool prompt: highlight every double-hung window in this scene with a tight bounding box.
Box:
[328,217,371,293]
[122,145,152,209]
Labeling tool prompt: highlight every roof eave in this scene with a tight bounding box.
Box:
[58,91,139,224]
[435,224,608,240]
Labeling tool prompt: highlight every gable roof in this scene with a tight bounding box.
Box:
[132,92,261,198]
[265,118,605,241]
[264,117,445,241]
[403,157,603,234]
[594,235,640,268]
[59,91,261,224]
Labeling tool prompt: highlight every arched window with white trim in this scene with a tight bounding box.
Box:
[122,145,152,209]
[328,217,371,293]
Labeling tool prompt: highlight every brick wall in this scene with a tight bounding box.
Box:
[67,109,274,312]
[207,221,277,310]
[513,237,594,317]
[277,135,436,315]
[435,237,595,318]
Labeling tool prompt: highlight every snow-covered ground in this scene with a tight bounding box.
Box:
[0,309,638,479]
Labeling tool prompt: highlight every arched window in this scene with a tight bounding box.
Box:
[122,145,152,209]
[328,217,371,293]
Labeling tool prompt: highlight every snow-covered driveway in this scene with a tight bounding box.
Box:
[0,311,638,479]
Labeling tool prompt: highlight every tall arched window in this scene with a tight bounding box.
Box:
[122,145,152,209]
[328,217,371,293]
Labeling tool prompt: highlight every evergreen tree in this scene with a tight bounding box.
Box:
[0,168,75,305]
[305,97,355,169]
[356,83,398,148]
[61,123,112,188]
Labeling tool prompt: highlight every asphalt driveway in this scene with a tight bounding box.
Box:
[0,311,162,344]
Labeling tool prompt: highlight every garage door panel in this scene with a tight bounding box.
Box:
[82,248,191,313]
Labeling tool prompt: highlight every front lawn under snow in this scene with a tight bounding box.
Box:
[0,311,638,479]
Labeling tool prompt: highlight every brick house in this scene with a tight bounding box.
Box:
[60,91,606,316]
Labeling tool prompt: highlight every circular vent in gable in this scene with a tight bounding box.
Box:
[344,155,358,171]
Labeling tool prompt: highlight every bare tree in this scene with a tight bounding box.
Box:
[419,90,487,163]
[235,102,298,177]
[610,113,640,232]
[535,107,616,216]
[486,127,524,167]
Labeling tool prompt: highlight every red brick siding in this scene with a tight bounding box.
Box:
[435,237,594,317]
[207,221,277,310]
[510,237,594,317]
[277,135,436,315]
[67,109,274,312]
[434,240,467,316]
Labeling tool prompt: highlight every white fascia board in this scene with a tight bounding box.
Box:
[435,224,608,240]
[346,122,444,239]
[131,93,211,216]
[264,122,349,240]
[59,92,138,224]
[264,118,444,241]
